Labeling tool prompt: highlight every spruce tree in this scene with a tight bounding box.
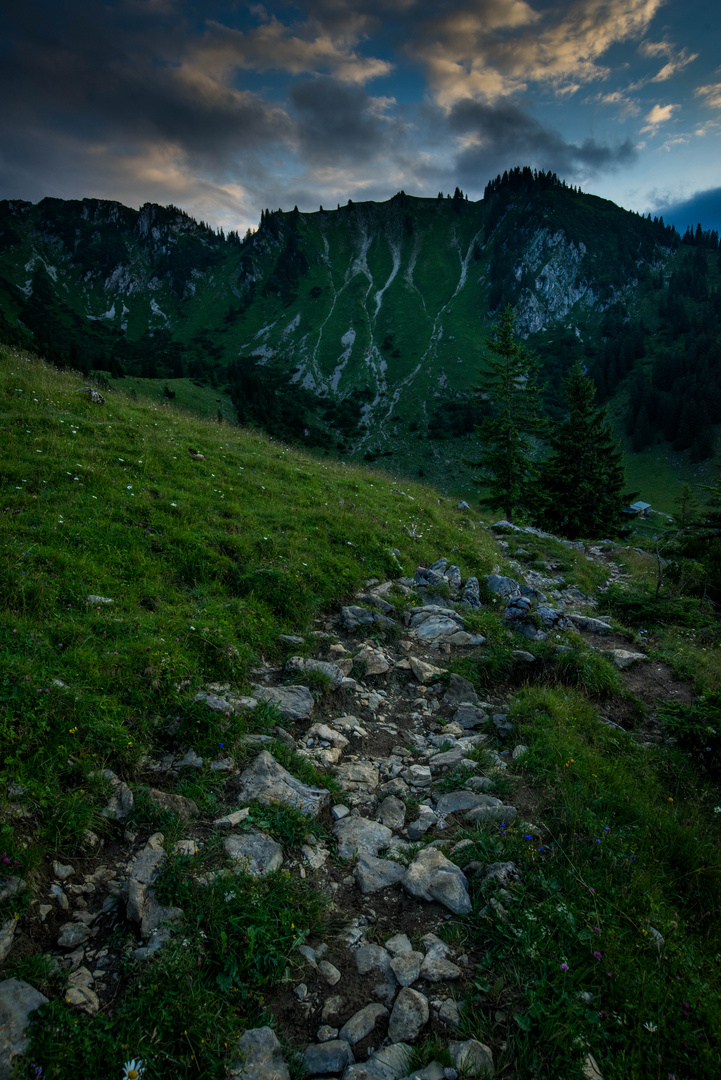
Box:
[472,306,545,521]
[673,483,700,529]
[535,359,627,539]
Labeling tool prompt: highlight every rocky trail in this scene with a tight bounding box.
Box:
[1,527,696,1080]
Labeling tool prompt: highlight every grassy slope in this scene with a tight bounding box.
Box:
[1,344,502,846]
[104,376,238,423]
[2,348,721,1080]
[0,346,502,1076]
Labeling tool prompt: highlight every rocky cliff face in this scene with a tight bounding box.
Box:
[513,230,595,334]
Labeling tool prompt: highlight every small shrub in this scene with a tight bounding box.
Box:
[551,646,624,699]
[658,694,721,776]
[294,669,333,694]
[606,583,715,630]
[244,802,326,848]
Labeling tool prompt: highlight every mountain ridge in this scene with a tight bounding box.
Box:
[1,171,719,486]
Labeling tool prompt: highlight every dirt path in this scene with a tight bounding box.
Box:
[8,541,703,1079]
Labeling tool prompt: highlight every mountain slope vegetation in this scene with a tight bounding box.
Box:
[1,170,719,493]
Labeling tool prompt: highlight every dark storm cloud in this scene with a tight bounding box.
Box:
[0,1,292,167]
[655,187,721,234]
[447,99,637,185]
[290,78,400,167]
[0,0,699,230]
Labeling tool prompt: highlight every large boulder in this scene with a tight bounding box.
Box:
[354,944,396,982]
[356,592,396,616]
[414,567,446,588]
[334,817,392,860]
[343,1062,395,1080]
[224,831,284,876]
[343,1064,397,1080]
[146,788,199,819]
[335,761,380,790]
[465,801,517,824]
[0,878,24,904]
[604,649,648,670]
[101,780,134,820]
[446,565,462,587]
[387,988,429,1042]
[339,1003,388,1045]
[354,855,405,894]
[371,1041,410,1075]
[442,674,480,706]
[486,574,544,602]
[478,861,521,894]
[453,704,487,729]
[566,613,613,634]
[229,1026,290,1080]
[303,1040,354,1076]
[57,923,92,949]
[462,576,481,608]
[0,921,16,965]
[435,790,495,816]
[485,574,521,598]
[123,833,183,940]
[354,644,391,676]
[409,658,447,684]
[195,690,235,713]
[535,605,570,630]
[413,615,461,640]
[408,605,461,627]
[408,608,484,645]
[342,607,395,632]
[402,848,472,915]
[64,967,100,1014]
[449,1039,494,1077]
[238,751,328,816]
[389,951,423,986]
[284,657,345,690]
[252,685,314,722]
[0,979,49,1080]
[378,795,406,830]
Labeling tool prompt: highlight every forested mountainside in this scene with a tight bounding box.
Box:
[1,169,720,478]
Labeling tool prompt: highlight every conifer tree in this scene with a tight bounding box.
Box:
[673,483,700,529]
[472,306,545,520]
[534,359,627,539]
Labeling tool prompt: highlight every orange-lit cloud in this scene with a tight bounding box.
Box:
[180,16,392,89]
[641,102,680,133]
[637,39,698,83]
[405,0,666,107]
[696,82,721,110]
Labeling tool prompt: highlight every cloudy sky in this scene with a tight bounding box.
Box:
[1,0,719,233]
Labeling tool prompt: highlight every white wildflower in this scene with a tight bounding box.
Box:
[122,1060,144,1079]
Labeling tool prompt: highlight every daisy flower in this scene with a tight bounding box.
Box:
[123,1060,144,1079]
